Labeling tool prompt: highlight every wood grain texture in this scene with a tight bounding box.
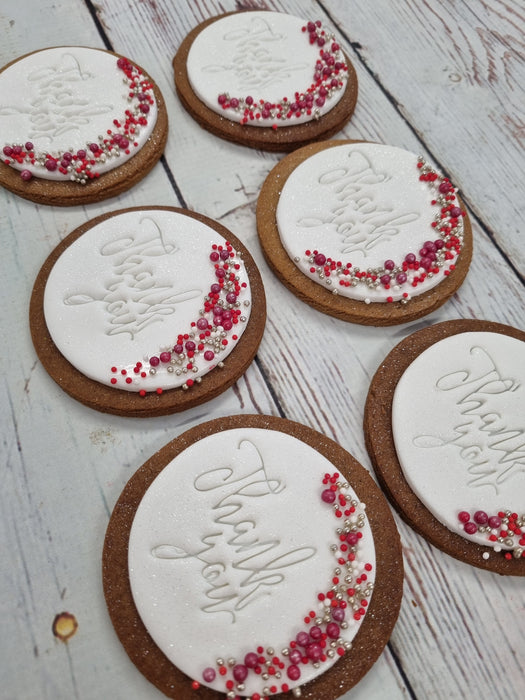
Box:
[1,0,524,699]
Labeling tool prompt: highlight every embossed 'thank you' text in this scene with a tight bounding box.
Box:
[0,52,113,143]
[152,440,317,622]
[413,346,525,492]
[203,16,307,92]
[296,149,421,256]
[64,216,201,339]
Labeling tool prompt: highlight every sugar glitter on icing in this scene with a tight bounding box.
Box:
[276,143,464,303]
[186,12,348,127]
[128,429,375,697]
[0,47,157,182]
[43,210,252,393]
[392,332,525,552]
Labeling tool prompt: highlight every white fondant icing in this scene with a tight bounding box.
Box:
[186,12,347,126]
[392,332,525,548]
[0,47,157,180]
[276,143,463,302]
[128,428,375,696]
[43,210,251,392]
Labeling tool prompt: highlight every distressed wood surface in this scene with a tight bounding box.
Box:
[0,1,524,700]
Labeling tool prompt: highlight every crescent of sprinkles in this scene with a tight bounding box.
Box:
[190,472,374,699]
[108,240,250,397]
[2,56,155,185]
[216,20,348,129]
[458,509,525,561]
[303,156,465,304]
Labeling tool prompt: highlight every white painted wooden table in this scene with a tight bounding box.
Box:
[1,1,524,699]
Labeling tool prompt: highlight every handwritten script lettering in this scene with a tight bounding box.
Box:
[152,440,316,622]
[296,149,420,256]
[64,217,201,339]
[0,53,113,142]
[413,346,525,492]
[201,17,307,91]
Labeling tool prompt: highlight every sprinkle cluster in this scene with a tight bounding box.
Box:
[191,472,374,699]
[458,509,525,560]
[108,241,249,396]
[2,57,155,184]
[217,20,348,128]
[303,157,465,303]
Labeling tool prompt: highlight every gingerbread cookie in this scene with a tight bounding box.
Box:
[103,414,403,699]
[0,47,168,205]
[173,11,358,152]
[364,319,525,575]
[257,140,473,325]
[30,207,265,417]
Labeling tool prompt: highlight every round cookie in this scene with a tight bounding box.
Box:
[257,140,473,325]
[0,47,168,205]
[173,11,358,152]
[30,207,265,417]
[103,414,403,699]
[364,319,525,575]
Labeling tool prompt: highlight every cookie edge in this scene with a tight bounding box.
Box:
[0,47,168,206]
[29,206,266,417]
[256,140,473,326]
[364,318,525,575]
[102,414,404,699]
[172,11,358,153]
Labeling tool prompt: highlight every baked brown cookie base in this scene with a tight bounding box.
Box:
[0,49,168,206]
[173,12,358,153]
[103,414,403,699]
[256,140,473,326]
[29,207,266,417]
[364,319,525,576]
